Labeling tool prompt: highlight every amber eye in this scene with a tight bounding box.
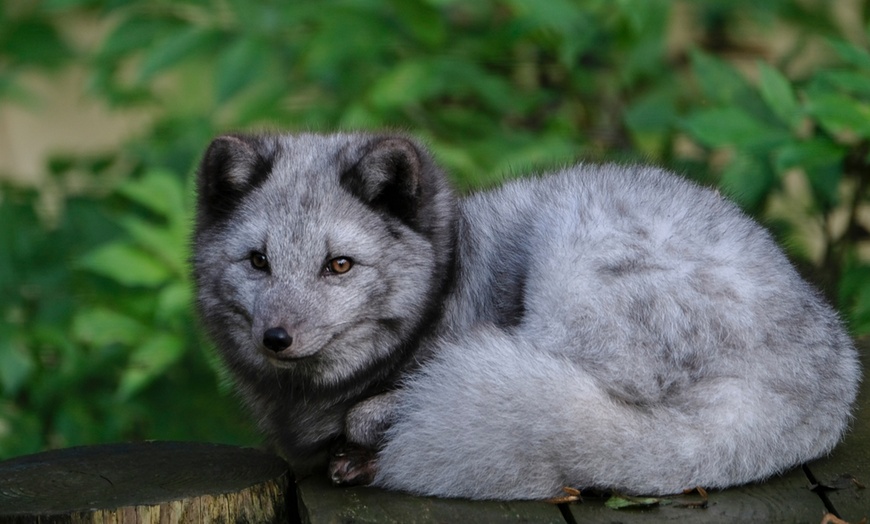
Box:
[326,257,353,275]
[250,251,269,271]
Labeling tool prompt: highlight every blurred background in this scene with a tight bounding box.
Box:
[0,0,868,459]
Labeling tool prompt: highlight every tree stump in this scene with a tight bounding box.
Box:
[0,441,291,523]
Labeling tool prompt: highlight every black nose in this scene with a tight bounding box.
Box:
[263,327,293,352]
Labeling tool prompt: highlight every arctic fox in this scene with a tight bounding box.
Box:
[193,132,860,500]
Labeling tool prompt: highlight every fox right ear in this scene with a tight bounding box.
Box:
[341,137,424,223]
[196,135,272,219]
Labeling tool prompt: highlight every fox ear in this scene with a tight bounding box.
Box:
[197,135,272,220]
[342,137,422,221]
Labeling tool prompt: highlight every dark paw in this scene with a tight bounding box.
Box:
[329,444,379,486]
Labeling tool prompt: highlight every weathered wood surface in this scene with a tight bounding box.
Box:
[0,441,289,523]
[296,474,566,523]
[804,342,870,524]
[562,468,827,523]
[296,466,829,523]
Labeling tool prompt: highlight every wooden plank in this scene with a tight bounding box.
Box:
[298,466,828,524]
[804,341,870,523]
[296,473,566,524]
[563,466,827,523]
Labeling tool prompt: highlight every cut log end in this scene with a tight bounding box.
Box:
[0,441,290,523]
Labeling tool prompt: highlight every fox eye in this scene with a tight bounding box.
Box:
[325,257,353,275]
[249,251,269,271]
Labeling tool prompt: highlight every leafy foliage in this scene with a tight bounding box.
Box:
[1,0,869,458]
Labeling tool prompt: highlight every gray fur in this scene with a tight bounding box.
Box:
[193,132,861,499]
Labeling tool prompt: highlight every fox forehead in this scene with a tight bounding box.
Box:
[224,173,387,262]
[250,133,381,213]
[269,132,368,179]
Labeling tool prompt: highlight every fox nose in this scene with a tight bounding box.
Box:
[263,327,293,352]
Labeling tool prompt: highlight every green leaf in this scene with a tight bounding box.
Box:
[138,27,215,82]
[840,262,870,335]
[215,37,267,103]
[625,88,678,158]
[52,397,100,447]
[815,70,870,98]
[340,102,383,128]
[682,108,782,148]
[387,0,447,48]
[719,154,775,211]
[757,62,800,127]
[118,216,186,277]
[0,407,43,457]
[828,39,870,70]
[428,141,483,189]
[506,0,589,34]
[41,0,99,10]
[77,242,171,287]
[72,308,146,347]
[806,92,870,137]
[155,282,193,326]
[605,494,664,509]
[805,165,842,210]
[492,134,578,176]
[625,89,677,134]
[118,169,186,221]
[231,82,289,125]
[690,49,751,104]
[1,18,72,68]
[368,60,440,109]
[774,140,845,173]
[99,18,173,61]
[118,334,186,400]
[0,335,35,396]
[774,139,843,210]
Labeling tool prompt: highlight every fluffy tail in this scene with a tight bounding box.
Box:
[372,327,854,500]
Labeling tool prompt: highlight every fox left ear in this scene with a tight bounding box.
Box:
[342,137,422,222]
[196,134,273,224]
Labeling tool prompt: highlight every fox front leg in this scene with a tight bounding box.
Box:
[329,390,401,486]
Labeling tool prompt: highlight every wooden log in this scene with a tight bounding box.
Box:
[0,441,290,523]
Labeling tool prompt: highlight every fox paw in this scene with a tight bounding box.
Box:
[329,444,378,486]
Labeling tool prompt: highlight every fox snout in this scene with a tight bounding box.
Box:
[258,325,323,361]
[263,327,293,352]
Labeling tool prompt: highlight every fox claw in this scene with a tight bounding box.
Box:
[329,443,378,486]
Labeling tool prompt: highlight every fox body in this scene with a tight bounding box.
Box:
[193,132,860,499]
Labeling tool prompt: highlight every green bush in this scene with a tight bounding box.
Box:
[1,0,868,458]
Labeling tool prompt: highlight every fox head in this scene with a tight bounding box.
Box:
[193,133,457,389]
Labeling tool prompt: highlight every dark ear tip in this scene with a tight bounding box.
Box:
[373,136,417,152]
[204,135,255,161]
[370,136,421,162]
[362,136,424,181]
[198,134,264,194]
